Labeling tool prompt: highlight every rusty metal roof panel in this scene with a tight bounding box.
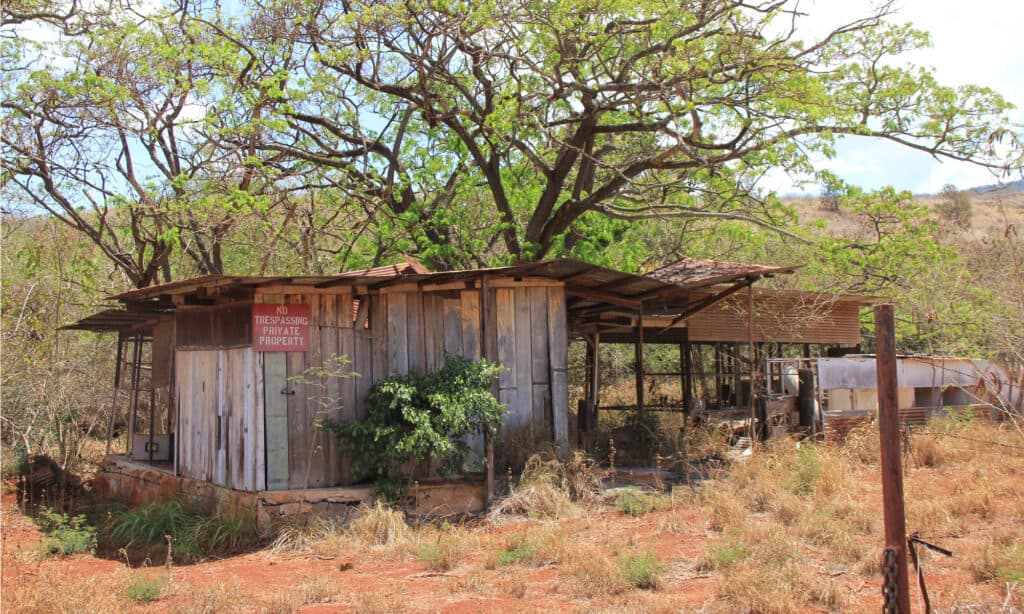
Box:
[60,308,165,332]
[648,257,799,289]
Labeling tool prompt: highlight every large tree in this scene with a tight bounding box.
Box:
[1,1,294,285]
[229,0,1022,264]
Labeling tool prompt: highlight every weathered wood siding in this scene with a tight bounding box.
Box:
[252,280,569,489]
[255,290,364,489]
[175,347,265,491]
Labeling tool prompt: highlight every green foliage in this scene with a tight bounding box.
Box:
[787,445,822,496]
[125,576,163,603]
[324,355,505,498]
[699,531,751,571]
[497,539,537,566]
[616,550,664,589]
[615,489,669,516]
[36,507,96,555]
[103,500,257,562]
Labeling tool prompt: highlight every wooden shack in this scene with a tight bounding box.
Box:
[67,257,874,516]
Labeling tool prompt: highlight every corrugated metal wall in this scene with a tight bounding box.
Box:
[687,293,862,344]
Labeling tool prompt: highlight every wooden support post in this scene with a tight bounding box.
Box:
[680,328,692,414]
[635,305,645,414]
[125,335,143,457]
[876,304,911,614]
[479,275,495,504]
[747,285,756,441]
[106,333,125,457]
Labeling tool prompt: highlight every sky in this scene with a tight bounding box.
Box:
[764,0,1024,196]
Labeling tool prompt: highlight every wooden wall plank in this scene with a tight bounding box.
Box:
[529,287,551,435]
[387,292,408,375]
[253,351,266,491]
[407,291,425,375]
[548,287,569,446]
[370,294,387,392]
[422,294,441,371]
[286,295,306,489]
[175,352,191,478]
[215,351,227,487]
[319,294,340,487]
[306,295,326,488]
[240,348,254,491]
[442,298,463,358]
[495,288,519,428]
[460,290,480,360]
[263,351,289,490]
[514,288,534,433]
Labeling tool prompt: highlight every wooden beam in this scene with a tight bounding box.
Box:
[566,288,642,310]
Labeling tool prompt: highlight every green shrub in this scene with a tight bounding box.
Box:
[103,500,257,562]
[615,489,669,516]
[37,507,96,555]
[324,355,505,498]
[787,445,822,496]
[617,550,664,589]
[497,534,537,566]
[125,575,162,602]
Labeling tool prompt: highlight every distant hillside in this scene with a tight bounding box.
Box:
[966,179,1024,195]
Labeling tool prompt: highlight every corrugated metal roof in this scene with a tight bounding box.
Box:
[648,257,799,289]
[59,308,163,332]
[69,257,811,333]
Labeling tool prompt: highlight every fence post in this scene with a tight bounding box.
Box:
[875,304,911,613]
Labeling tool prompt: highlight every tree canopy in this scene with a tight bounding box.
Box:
[3,0,1022,277]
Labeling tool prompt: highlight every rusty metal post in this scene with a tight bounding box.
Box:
[875,304,911,614]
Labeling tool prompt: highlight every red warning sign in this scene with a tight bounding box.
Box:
[253,303,310,352]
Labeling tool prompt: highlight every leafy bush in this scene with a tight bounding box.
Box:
[496,533,537,566]
[616,489,670,516]
[617,550,664,589]
[324,355,505,497]
[37,507,96,555]
[125,575,162,602]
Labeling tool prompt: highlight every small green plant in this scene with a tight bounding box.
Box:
[698,533,749,571]
[787,444,822,496]
[125,575,162,603]
[497,534,537,566]
[616,489,668,516]
[617,550,664,589]
[36,507,96,555]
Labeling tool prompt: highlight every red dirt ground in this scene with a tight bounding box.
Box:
[2,454,1020,613]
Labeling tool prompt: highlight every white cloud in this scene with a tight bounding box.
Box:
[769,0,1024,194]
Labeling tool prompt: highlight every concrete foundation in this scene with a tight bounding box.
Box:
[94,456,486,536]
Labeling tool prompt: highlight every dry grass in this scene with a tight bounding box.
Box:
[4,568,133,613]
[168,576,254,614]
[489,449,604,521]
[416,524,477,571]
